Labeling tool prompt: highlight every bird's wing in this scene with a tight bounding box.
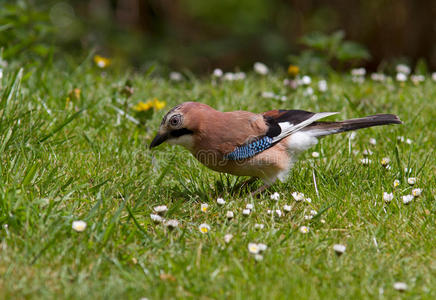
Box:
[225,109,337,160]
[262,109,338,142]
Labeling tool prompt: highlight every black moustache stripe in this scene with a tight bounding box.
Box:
[171,128,193,137]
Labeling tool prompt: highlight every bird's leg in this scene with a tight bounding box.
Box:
[249,183,271,197]
[239,177,257,189]
[231,177,257,192]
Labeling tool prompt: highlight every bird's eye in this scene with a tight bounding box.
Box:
[169,114,182,127]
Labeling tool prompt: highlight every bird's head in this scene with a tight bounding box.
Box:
[150,102,211,150]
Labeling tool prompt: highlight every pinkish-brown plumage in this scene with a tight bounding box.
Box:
[150,102,401,188]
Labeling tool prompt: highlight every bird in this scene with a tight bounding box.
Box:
[150,102,401,195]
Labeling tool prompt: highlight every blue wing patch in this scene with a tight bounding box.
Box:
[225,136,274,160]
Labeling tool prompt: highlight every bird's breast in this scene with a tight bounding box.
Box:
[190,142,291,183]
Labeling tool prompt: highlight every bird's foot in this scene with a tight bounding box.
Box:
[231,177,257,194]
[249,183,271,197]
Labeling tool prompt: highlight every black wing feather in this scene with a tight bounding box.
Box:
[263,109,315,139]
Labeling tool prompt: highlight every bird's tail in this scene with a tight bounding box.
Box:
[302,114,402,137]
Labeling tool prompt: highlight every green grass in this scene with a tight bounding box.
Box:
[0,61,435,299]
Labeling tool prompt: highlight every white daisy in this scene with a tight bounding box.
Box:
[402,195,414,205]
[300,75,312,85]
[199,223,210,233]
[406,138,413,144]
[304,215,313,220]
[383,192,394,203]
[213,68,223,77]
[234,72,246,80]
[201,203,209,212]
[72,220,87,232]
[393,282,408,292]
[283,205,292,212]
[150,214,163,223]
[248,243,260,254]
[169,72,183,81]
[333,244,346,255]
[411,74,425,84]
[396,64,411,75]
[275,210,282,217]
[407,177,416,185]
[303,87,314,96]
[371,73,386,81]
[224,233,233,243]
[270,192,280,201]
[310,210,317,216]
[246,203,254,210]
[381,157,390,166]
[320,219,326,224]
[360,158,372,165]
[153,205,168,214]
[254,223,264,230]
[253,62,269,75]
[226,211,234,219]
[397,136,405,142]
[258,243,268,251]
[242,209,251,216]
[299,226,309,234]
[412,188,422,197]
[216,198,226,205]
[318,80,328,92]
[164,219,179,228]
[254,254,264,261]
[396,73,407,82]
[312,151,320,158]
[351,68,366,76]
[292,192,305,202]
[305,197,312,203]
[223,72,235,81]
[369,138,377,145]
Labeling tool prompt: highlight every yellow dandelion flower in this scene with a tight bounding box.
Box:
[133,101,153,112]
[93,55,111,68]
[288,65,300,77]
[133,98,166,112]
[151,98,166,110]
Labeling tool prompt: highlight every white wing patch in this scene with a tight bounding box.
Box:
[272,112,338,143]
[278,121,293,132]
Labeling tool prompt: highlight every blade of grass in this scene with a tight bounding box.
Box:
[38,108,85,143]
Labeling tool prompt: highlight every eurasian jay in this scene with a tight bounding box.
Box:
[150,102,401,194]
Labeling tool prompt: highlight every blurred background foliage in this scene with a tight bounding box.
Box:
[1,0,436,73]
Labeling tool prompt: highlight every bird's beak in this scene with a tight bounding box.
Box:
[150,132,169,149]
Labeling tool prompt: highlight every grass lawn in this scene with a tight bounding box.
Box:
[0,61,435,299]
